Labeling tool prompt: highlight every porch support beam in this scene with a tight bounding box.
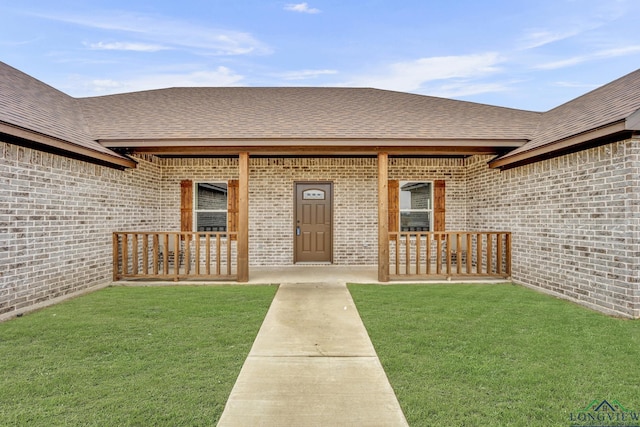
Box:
[378,152,389,282]
[238,152,250,282]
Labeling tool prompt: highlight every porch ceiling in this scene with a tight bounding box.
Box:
[101,138,527,157]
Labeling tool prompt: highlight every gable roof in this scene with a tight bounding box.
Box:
[491,68,640,169]
[0,62,135,168]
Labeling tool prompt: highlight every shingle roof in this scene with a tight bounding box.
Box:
[2,59,639,169]
[78,87,539,141]
[0,62,128,161]
[497,68,640,162]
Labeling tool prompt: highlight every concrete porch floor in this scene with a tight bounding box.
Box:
[114,265,510,287]
[113,265,379,286]
[246,265,509,285]
[247,265,379,284]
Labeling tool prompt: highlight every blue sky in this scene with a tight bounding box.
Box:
[2,0,640,111]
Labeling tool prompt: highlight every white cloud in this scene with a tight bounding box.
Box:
[518,29,581,50]
[35,11,271,56]
[284,3,321,14]
[347,53,503,92]
[536,57,584,70]
[278,69,338,80]
[85,41,169,52]
[89,79,122,92]
[78,67,244,95]
[553,81,599,89]
[0,37,43,47]
[515,0,632,51]
[426,82,512,99]
[536,45,640,69]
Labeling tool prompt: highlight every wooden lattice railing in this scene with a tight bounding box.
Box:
[113,232,237,281]
[389,231,511,279]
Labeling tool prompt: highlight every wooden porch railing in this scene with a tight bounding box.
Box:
[389,231,511,279]
[113,232,237,281]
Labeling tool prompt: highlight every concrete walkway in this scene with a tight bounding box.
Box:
[217,281,409,426]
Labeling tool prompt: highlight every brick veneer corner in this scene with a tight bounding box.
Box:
[465,138,640,318]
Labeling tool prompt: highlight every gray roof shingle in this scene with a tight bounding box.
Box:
[78,87,540,142]
[0,62,123,158]
[500,68,640,161]
[2,59,640,167]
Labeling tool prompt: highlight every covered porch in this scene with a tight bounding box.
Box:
[112,152,513,283]
[95,87,527,285]
[112,229,512,282]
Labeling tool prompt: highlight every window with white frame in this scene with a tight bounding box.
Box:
[194,183,227,231]
[399,181,433,231]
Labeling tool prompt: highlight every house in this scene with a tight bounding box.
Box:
[1,60,639,319]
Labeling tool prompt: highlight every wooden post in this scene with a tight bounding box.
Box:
[152,234,159,275]
[142,233,149,275]
[238,152,250,282]
[112,232,119,281]
[505,232,512,278]
[206,234,211,275]
[378,153,389,282]
[496,233,503,275]
[122,234,129,276]
[174,232,180,281]
[132,234,139,275]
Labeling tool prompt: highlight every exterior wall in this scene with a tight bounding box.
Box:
[0,142,163,317]
[466,138,640,318]
[1,150,468,319]
[5,137,637,319]
[159,157,467,267]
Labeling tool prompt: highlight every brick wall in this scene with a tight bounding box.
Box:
[0,150,468,316]
[159,157,467,266]
[0,141,163,317]
[5,139,637,319]
[465,138,640,318]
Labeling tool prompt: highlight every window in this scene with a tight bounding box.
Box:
[195,183,228,231]
[399,181,433,231]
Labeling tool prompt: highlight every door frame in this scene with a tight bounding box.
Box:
[293,181,334,264]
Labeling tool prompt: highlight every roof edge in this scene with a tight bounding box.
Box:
[489,121,629,170]
[99,137,527,157]
[0,122,137,169]
[99,137,528,148]
[626,108,640,130]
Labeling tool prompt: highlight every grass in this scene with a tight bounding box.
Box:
[0,285,277,426]
[348,283,640,427]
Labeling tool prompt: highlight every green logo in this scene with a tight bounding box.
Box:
[570,399,639,426]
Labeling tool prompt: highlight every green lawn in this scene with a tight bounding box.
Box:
[349,284,640,427]
[3,283,638,426]
[0,285,277,426]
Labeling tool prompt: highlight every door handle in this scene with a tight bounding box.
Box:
[296,226,301,236]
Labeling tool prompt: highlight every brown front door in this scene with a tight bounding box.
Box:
[294,182,333,263]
